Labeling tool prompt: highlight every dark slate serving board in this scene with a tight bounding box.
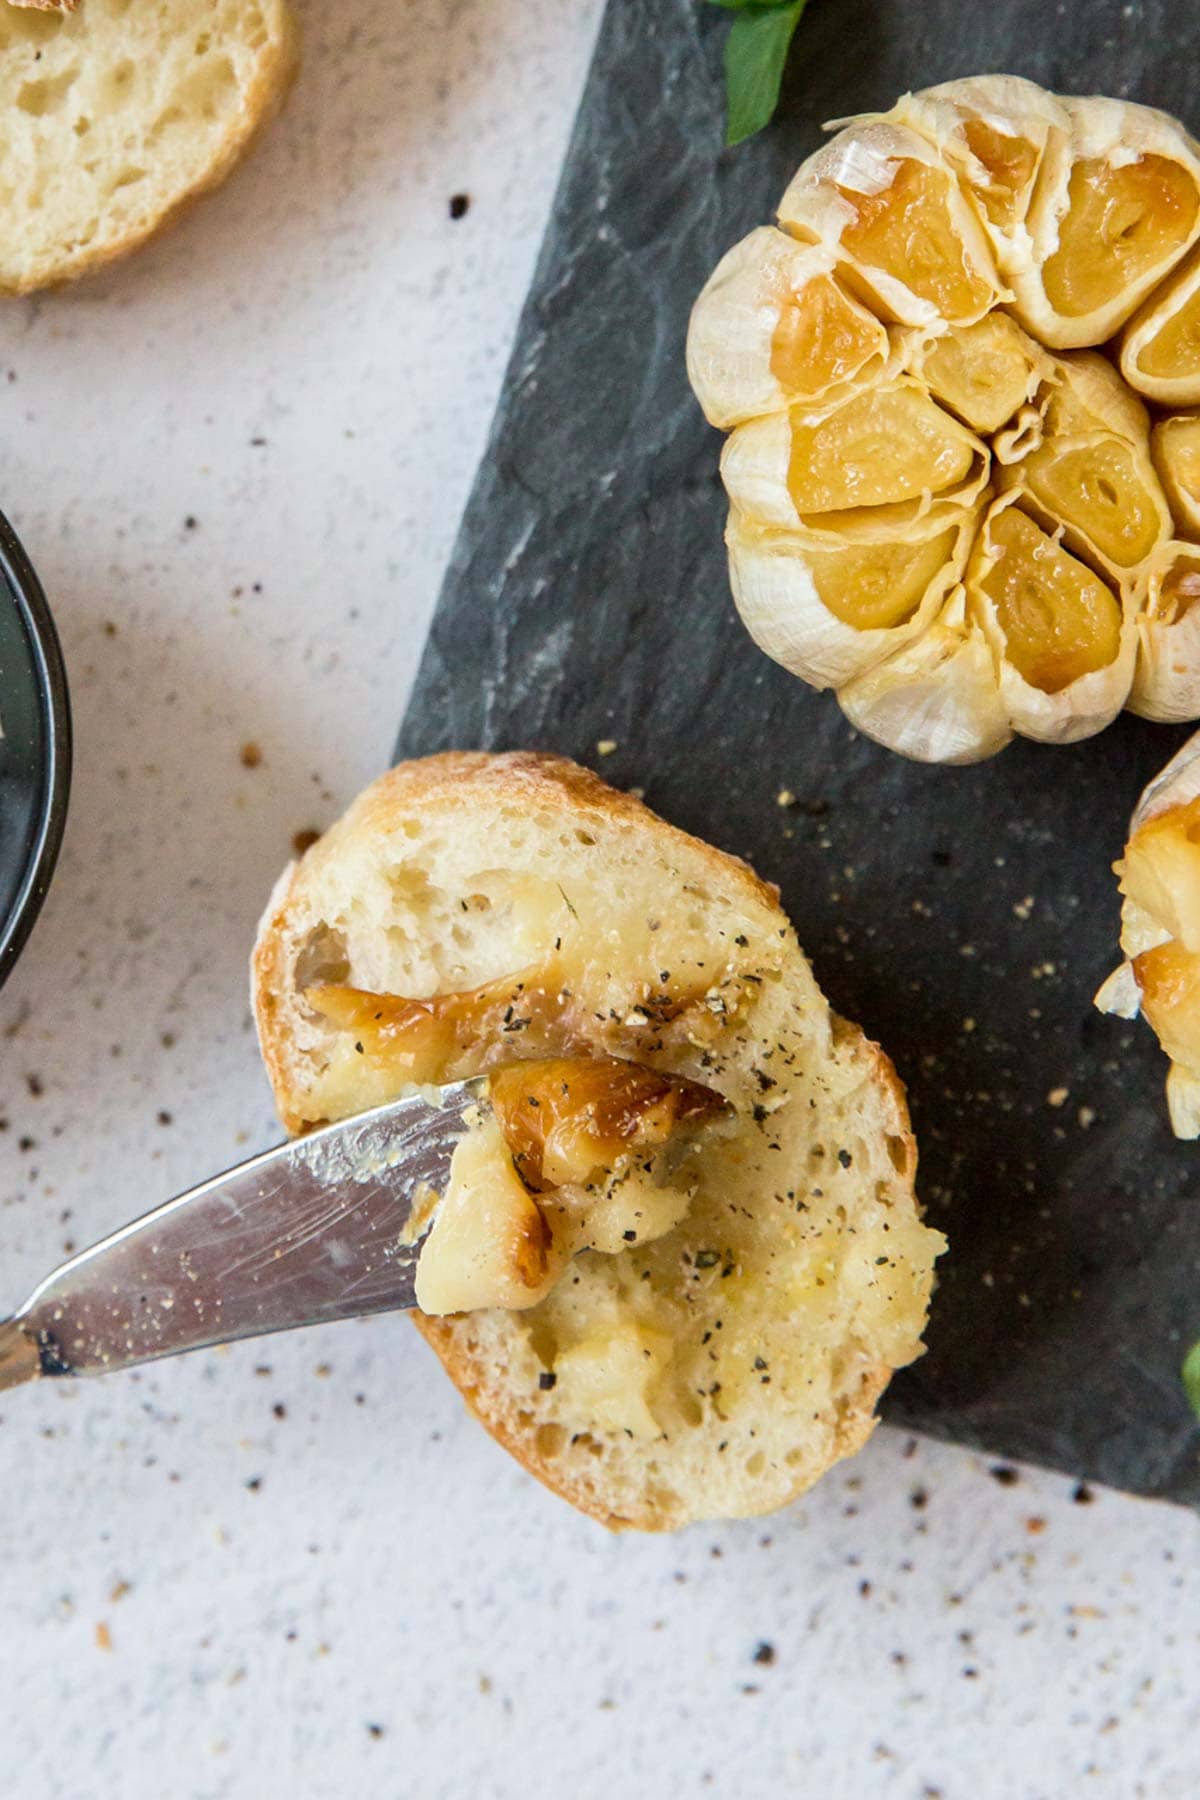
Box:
[398,0,1200,1504]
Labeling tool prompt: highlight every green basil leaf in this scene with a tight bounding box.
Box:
[1184,1339,1200,1420]
[723,0,808,146]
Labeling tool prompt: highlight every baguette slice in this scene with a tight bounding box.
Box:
[0,0,297,295]
[253,753,945,1531]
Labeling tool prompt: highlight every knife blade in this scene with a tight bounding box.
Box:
[0,1080,481,1392]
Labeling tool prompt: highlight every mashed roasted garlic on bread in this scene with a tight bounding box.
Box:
[252,752,945,1530]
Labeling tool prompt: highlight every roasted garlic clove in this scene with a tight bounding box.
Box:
[1016,97,1200,349]
[415,1116,566,1315]
[688,75,1200,762]
[686,227,890,430]
[777,121,1004,328]
[1121,793,1200,952]
[1005,434,1169,576]
[1166,1061,1200,1137]
[965,496,1133,743]
[899,313,1046,435]
[726,503,976,690]
[1134,936,1200,1065]
[720,377,989,530]
[997,354,1172,579]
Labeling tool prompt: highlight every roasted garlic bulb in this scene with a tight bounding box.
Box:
[1097,730,1200,1135]
[688,75,1200,762]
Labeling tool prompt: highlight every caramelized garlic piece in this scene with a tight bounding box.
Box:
[416,1058,727,1316]
[488,1057,724,1194]
[688,75,1200,761]
[415,1114,564,1314]
[308,961,738,1315]
[304,956,758,1119]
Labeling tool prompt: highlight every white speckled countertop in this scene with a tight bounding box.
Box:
[1,3,1199,1795]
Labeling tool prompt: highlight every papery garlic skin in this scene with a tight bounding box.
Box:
[838,589,1013,765]
[1096,728,1200,1137]
[1131,730,1200,830]
[1130,545,1200,723]
[1094,962,1141,1021]
[689,74,1200,764]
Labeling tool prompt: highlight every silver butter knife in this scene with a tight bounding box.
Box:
[0,1081,480,1393]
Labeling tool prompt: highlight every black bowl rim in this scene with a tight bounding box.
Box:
[0,511,71,988]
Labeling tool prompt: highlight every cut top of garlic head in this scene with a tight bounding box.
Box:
[688,74,1200,763]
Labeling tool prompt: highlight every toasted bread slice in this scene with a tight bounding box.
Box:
[252,753,945,1530]
[0,0,297,295]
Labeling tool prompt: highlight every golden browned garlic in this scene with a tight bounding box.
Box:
[688,75,1200,762]
[1096,729,1200,1135]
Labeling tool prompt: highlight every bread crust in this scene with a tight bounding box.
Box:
[307,751,780,913]
[253,751,783,1133]
[252,751,936,1530]
[252,855,311,1134]
[0,2,299,296]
